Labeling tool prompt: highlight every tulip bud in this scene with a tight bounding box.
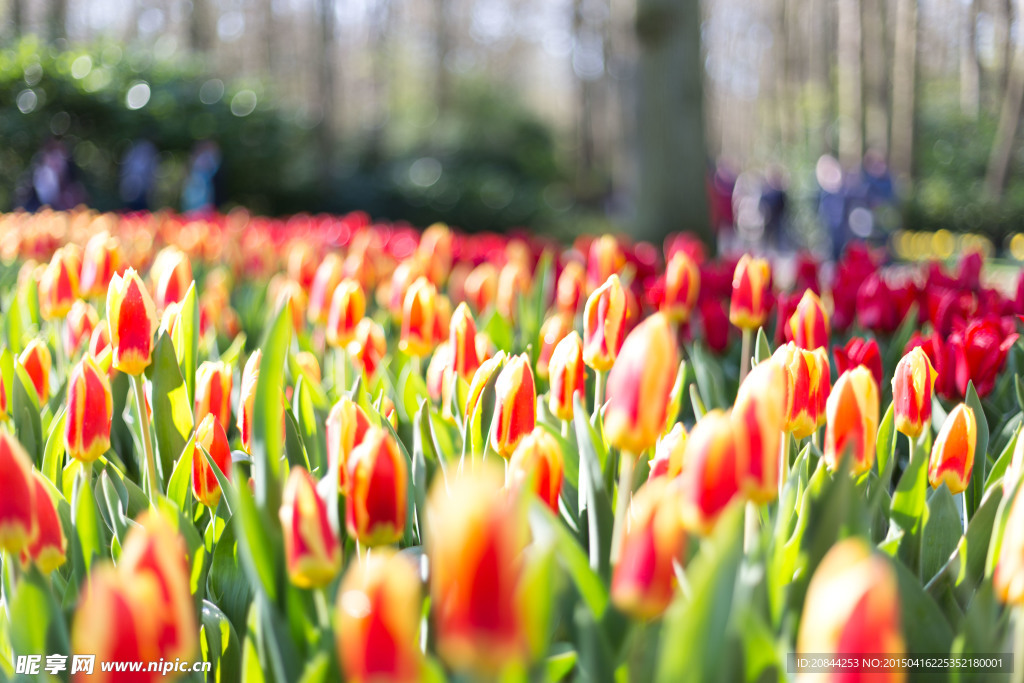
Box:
[117,511,199,663]
[811,347,831,428]
[237,350,262,453]
[287,241,318,290]
[548,331,586,422]
[193,414,232,508]
[21,473,66,573]
[611,478,687,619]
[280,467,343,588]
[153,247,193,311]
[274,278,308,332]
[797,538,904,679]
[19,338,52,403]
[464,263,498,314]
[824,366,880,476]
[326,396,373,490]
[660,250,700,322]
[346,427,408,546]
[507,428,564,512]
[65,300,99,358]
[490,353,537,458]
[604,313,679,454]
[449,302,481,381]
[195,361,233,431]
[380,396,398,430]
[995,487,1024,606]
[348,317,387,378]
[556,260,586,314]
[496,261,532,320]
[337,549,422,683]
[38,246,80,321]
[834,336,883,387]
[0,431,38,554]
[583,274,627,372]
[536,313,573,380]
[773,343,822,439]
[892,346,938,439]
[586,235,624,293]
[419,222,453,286]
[294,350,322,385]
[648,423,687,481]
[928,403,976,495]
[79,231,123,299]
[308,253,345,324]
[106,268,157,376]
[64,355,113,463]
[734,359,787,502]
[426,466,529,673]
[327,279,366,347]
[679,410,746,534]
[426,342,452,403]
[729,254,772,330]
[387,258,427,318]
[400,277,438,358]
[787,289,830,350]
[465,352,505,421]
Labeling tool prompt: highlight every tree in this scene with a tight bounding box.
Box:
[634,0,711,248]
[890,0,918,183]
[836,0,863,167]
[863,0,891,152]
[48,0,67,43]
[985,0,1024,199]
[960,0,979,118]
[316,0,337,184]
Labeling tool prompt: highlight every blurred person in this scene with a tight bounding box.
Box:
[816,155,846,261]
[732,170,764,251]
[20,138,87,211]
[708,159,737,246]
[760,165,789,251]
[120,139,159,212]
[182,140,223,214]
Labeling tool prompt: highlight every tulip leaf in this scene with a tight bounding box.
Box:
[296,651,333,683]
[293,376,325,474]
[289,351,330,411]
[399,362,430,426]
[283,409,310,471]
[689,342,726,410]
[201,600,243,683]
[754,327,771,364]
[12,362,42,464]
[546,646,579,682]
[528,501,609,620]
[98,469,130,547]
[985,424,1020,492]
[892,557,954,655]
[875,402,896,487]
[252,302,292,510]
[150,332,194,489]
[41,406,66,490]
[985,476,1022,580]
[233,470,281,603]
[926,485,1002,609]
[8,567,69,663]
[71,467,107,574]
[964,381,989,518]
[688,384,706,421]
[921,485,963,582]
[481,309,515,353]
[208,522,253,637]
[574,394,614,579]
[891,436,928,534]
[168,430,199,515]
[175,282,199,406]
[0,346,12,416]
[1016,374,1024,414]
[200,442,235,517]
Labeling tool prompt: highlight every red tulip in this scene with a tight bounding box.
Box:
[327,279,366,347]
[64,355,113,463]
[490,354,537,458]
[950,318,1018,398]
[192,414,233,508]
[0,431,38,554]
[346,427,408,547]
[556,260,586,314]
[507,428,564,512]
[729,255,772,330]
[79,231,123,299]
[536,312,573,380]
[928,403,976,495]
[38,246,80,321]
[833,337,882,388]
[237,350,261,453]
[19,339,52,403]
[892,347,938,439]
[308,253,345,324]
[280,467,343,588]
[348,318,387,378]
[21,473,66,573]
[787,289,829,350]
[548,331,586,421]
[583,274,627,372]
[678,409,746,534]
[64,300,99,357]
[326,396,373,491]
[106,268,157,376]
[648,423,687,481]
[194,361,233,432]
[824,367,880,476]
[450,302,481,381]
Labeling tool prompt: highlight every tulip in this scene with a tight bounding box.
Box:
[535,312,573,380]
[700,298,731,354]
[287,241,318,290]
[237,350,262,453]
[773,343,822,439]
[387,258,427,318]
[400,277,438,358]
[928,403,976,495]
[611,478,687,620]
[496,260,531,320]
[464,263,498,314]
[834,336,883,388]
[449,302,481,381]
[117,512,199,664]
[586,234,623,293]
[107,268,157,376]
[21,473,66,573]
[0,373,7,421]
[38,247,80,321]
[906,331,958,401]
[603,312,679,454]
[419,222,453,286]
[823,366,880,476]
[192,414,232,508]
[19,339,52,403]
[194,360,232,431]
[729,254,772,331]
[79,231,123,299]
[346,427,408,546]
[327,279,366,347]
[64,300,99,357]
[892,346,938,439]
[556,260,586,314]
[548,331,586,422]
[308,253,345,324]
[648,423,687,481]
[733,358,787,502]
[0,431,38,554]
[660,250,700,322]
[280,467,343,588]
[348,317,387,378]
[678,409,746,534]
[426,466,529,673]
[337,549,422,683]
[811,347,831,428]
[995,487,1024,606]
[950,318,1019,398]
[583,274,627,372]
[326,396,373,490]
[153,247,193,311]
[89,323,111,360]
[787,289,829,350]
[797,538,904,682]
[274,278,308,332]
[465,352,505,422]
[426,342,452,403]
[64,355,113,463]
[507,428,564,512]
[490,354,537,458]
[294,350,322,385]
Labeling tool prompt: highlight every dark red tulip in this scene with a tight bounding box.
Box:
[833,337,882,388]
[950,318,1018,399]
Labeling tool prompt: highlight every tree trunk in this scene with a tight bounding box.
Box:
[985,0,1024,199]
[890,0,918,183]
[262,0,276,77]
[960,0,979,118]
[189,0,212,53]
[10,0,24,38]
[434,0,451,113]
[837,0,863,168]
[573,0,596,181]
[863,0,890,153]
[316,0,337,185]
[48,0,67,43]
[634,0,711,247]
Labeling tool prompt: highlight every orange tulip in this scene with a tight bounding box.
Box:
[346,427,408,546]
[387,258,427,318]
[611,478,687,619]
[490,353,537,458]
[583,274,627,372]
[21,473,66,573]
[327,279,366,347]
[64,355,113,463]
[811,347,831,428]
[326,396,373,490]
[788,289,830,350]
[733,359,787,503]
[237,350,262,453]
[450,302,481,381]
[823,367,880,476]
[38,246,80,321]
[19,338,52,403]
[928,403,976,495]
[729,254,772,330]
[648,423,687,481]
[287,240,318,290]
[308,253,345,324]
[280,467,343,588]
[195,361,233,431]
[995,486,1024,606]
[507,428,564,512]
[273,277,308,332]
[400,276,438,358]
[348,317,387,378]
[426,466,529,673]
[465,352,505,421]
[797,538,905,683]
[660,250,700,322]
[536,312,573,380]
[294,350,322,385]
[106,268,157,376]
[773,342,822,439]
[892,346,938,439]
[64,300,99,357]
[548,331,586,422]
[192,414,232,508]
[586,234,624,293]
[603,312,679,454]
[153,247,193,311]
[419,222,454,286]
[464,263,498,314]
[79,230,123,299]
[337,549,422,683]
[0,431,38,554]
[678,410,747,534]
[556,260,586,314]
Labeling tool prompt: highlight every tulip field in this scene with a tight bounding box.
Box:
[4,209,1024,682]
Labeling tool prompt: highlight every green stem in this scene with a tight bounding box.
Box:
[561,420,570,439]
[740,328,752,383]
[779,430,791,494]
[743,501,759,554]
[131,374,160,502]
[610,452,636,568]
[1015,608,1024,683]
[593,370,606,421]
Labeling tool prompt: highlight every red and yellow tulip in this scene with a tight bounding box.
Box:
[64,355,113,463]
[400,276,439,357]
[19,338,52,403]
[327,279,366,347]
[548,331,586,422]
[194,360,232,431]
[346,427,408,547]
[733,358,787,502]
[39,246,80,320]
[583,274,627,372]
[928,403,976,495]
[237,350,262,453]
[21,473,66,573]
[192,414,233,508]
[106,268,157,376]
[507,428,564,512]
[660,250,700,322]
[892,346,938,439]
[280,467,343,588]
[450,302,481,381]
[823,366,880,476]
[0,431,38,555]
[490,353,537,458]
[678,409,746,534]
[787,289,830,350]
[729,254,772,330]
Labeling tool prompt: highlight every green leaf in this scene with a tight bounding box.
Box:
[168,431,199,515]
[293,376,325,474]
[252,303,293,510]
[150,332,194,489]
[12,362,42,464]
[688,384,706,421]
[689,343,725,410]
[200,600,243,683]
[985,425,1020,492]
[528,501,608,619]
[921,485,964,582]
[890,436,928,575]
[176,282,200,406]
[72,468,107,574]
[0,347,13,419]
[41,407,66,491]
[964,382,989,517]
[8,568,70,660]
[893,558,954,655]
[875,402,896,487]
[233,470,281,602]
[207,521,253,638]
[926,485,1002,609]
[754,327,772,364]
[573,394,614,579]
[546,647,578,683]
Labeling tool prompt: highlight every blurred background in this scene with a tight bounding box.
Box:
[1,0,1023,256]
